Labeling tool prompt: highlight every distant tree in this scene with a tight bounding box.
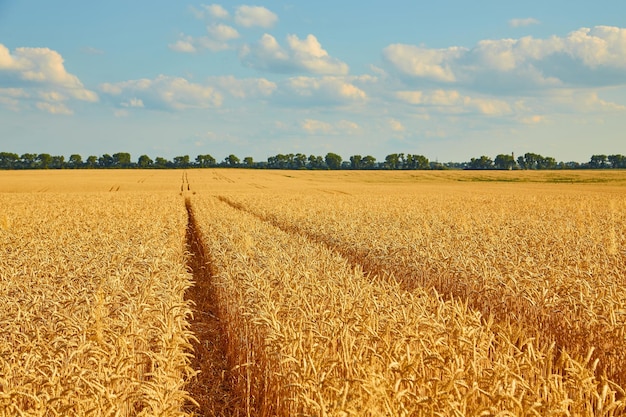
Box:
[325,152,342,170]
[350,155,362,169]
[36,153,52,169]
[362,155,377,169]
[225,154,240,166]
[469,155,493,170]
[0,152,20,169]
[608,154,626,168]
[154,157,169,168]
[517,152,556,170]
[494,154,516,170]
[243,156,254,167]
[294,153,307,169]
[50,155,65,169]
[405,154,429,169]
[384,153,401,170]
[68,154,83,168]
[196,154,216,167]
[112,152,132,168]
[20,153,37,169]
[589,154,608,169]
[98,154,114,168]
[308,155,325,169]
[85,155,98,168]
[173,155,190,168]
[137,154,153,168]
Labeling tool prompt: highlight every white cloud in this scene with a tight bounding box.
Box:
[100,75,222,111]
[234,5,278,28]
[396,89,511,115]
[36,101,72,115]
[383,44,464,82]
[209,75,276,98]
[280,76,366,105]
[0,44,98,103]
[383,26,626,92]
[207,24,239,41]
[302,118,332,134]
[241,33,349,74]
[509,18,540,28]
[388,118,405,131]
[191,4,229,20]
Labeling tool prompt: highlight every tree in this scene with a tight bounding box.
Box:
[173,155,190,168]
[98,154,114,168]
[68,154,83,168]
[384,153,401,170]
[362,155,377,169]
[308,155,325,169]
[112,152,132,168]
[225,154,240,166]
[469,155,493,170]
[325,152,342,170]
[405,154,429,169]
[137,155,153,168]
[608,154,626,168]
[196,154,216,167]
[243,156,254,167]
[589,154,608,169]
[350,155,362,169]
[20,153,37,169]
[37,153,52,169]
[154,157,169,168]
[85,155,98,168]
[0,152,19,169]
[494,154,516,170]
[51,155,65,169]
[294,153,307,169]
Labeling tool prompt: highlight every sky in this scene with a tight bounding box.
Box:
[1,0,625,163]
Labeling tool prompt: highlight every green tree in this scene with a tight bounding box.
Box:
[173,155,190,168]
[350,155,362,169]
[51,155,65,169]
[469,155,493,170]
[384,153,401,169]
[0,152,19,169]
[589,154,608,169]
[37,153,52,169]
[325,152,342,170]
[68,154,83,168]
[112,152,132,168]
[196,154,216,167]
[362,155,377,169]
[20,153,37,169]
[85,155,98,168]
[494,154,516,170]
[154,157,169,168]
[225,154,240,166]
[137,155,153,168]
[243,156,254,167]
[608,154,626,168]
[98,154,114,168]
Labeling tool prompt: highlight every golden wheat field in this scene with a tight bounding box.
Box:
[1,169,625,417]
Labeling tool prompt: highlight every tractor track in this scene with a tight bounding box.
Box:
[183,198,238,416]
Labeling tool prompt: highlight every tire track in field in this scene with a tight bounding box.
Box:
[215,195,626,386]
[183,198,238,416]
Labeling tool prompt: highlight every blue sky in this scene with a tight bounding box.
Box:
[1,1,625,163]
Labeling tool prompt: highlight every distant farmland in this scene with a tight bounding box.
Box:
[1,169,625,416]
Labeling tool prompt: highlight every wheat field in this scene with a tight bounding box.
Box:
[1,169,625,416]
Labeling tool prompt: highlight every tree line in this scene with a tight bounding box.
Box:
[0,151,624,170]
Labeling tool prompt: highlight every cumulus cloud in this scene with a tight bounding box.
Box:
[383,26,626,92]
[209,75,276,98]
[241,33,349,75]
[191,4,229,20]
[0,43,97,113]
[100,75,222,110]
[301,118,360,135]
[170,24,240,53]
[396,89,512,115]
[279,76,367,106]
[388,118,405,131]
[234,5,278,28]
[509,18,540,28]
